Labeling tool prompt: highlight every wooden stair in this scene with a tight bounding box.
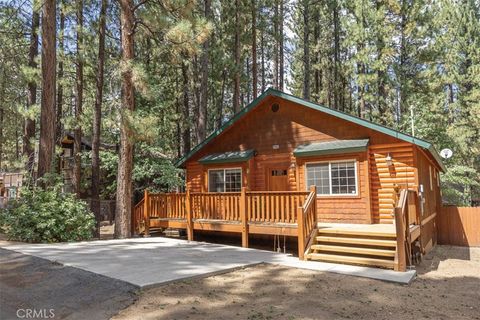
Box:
[306,227,397,269]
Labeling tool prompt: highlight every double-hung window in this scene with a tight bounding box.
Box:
[306,161,357,196]
[208,168,242,192]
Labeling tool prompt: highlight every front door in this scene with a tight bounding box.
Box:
[268,168,289,191]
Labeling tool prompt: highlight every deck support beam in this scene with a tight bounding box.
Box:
[240,187,249,248]
[186,189,194,241]
[143,189,150,237]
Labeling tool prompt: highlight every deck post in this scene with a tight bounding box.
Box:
[186,188,193,241]
[143,189,150,237]
[310,185,318,225]
[240,187,249,248]
[394,207,406,271]
[297,206,305,260]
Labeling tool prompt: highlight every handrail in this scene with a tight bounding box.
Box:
[302,189,316,212]
[132,198,145,234]
[394,188,419,271]
[297,186,317,260]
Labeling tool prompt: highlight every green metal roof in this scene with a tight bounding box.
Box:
[198,149,255,164]
[175,88,445,171]
[294,139,370,157]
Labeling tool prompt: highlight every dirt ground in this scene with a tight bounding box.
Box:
[0,248,137,320]
[113,245,480,320]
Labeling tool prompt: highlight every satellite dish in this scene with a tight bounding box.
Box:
[440,148,453,159]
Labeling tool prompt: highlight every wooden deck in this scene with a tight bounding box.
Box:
[133,187,318,252]
[132,188,422,272]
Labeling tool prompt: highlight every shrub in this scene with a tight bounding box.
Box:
[0,184,96,243]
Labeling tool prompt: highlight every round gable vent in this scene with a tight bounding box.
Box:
[271,103,280,112]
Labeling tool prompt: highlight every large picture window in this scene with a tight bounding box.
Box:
[306,161,357,196]
[208,168,242,192]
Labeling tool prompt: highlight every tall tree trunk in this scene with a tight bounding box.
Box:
[56,1,65,150]
[376,0,387,124]
[115,0,135,238]
[251,0,257,99]
[0,72,5,170]
[73,0,84,196]
[313,9,321,101]
[16,125,20,160]
[279,0,284,91]
[333,0,340,110]
[175,77,181,158]
[233,0,241,113]
[181,62,191,154]
[398,0,407,123]
[216,69,226,130]
[260,29,266,92]
[273,0,279,89]
[246,57,251,102]
[37,0,56,180]
[24,4,40,173]
[302,0,310,99]
[91,0,108,238]
[197,0,211,144]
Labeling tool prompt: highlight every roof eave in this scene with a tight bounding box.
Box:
[176,88,445,171]
[294,146,368,157]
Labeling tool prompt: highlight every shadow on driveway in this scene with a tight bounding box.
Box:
[0,248,137,320]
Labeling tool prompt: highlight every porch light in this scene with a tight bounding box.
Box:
[385,153,393,166]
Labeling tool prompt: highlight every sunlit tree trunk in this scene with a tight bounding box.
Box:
[115,0,135,238]
[37,0,56,180]
[56,1,65,152]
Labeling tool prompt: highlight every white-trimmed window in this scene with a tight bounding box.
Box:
[208,168,242,192]
[306,160,358,196]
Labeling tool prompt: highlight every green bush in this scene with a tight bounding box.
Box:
[0,184,96,243]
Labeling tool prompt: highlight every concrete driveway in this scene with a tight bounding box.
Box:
[1,237,415,287]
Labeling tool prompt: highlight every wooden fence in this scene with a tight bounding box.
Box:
[437,206,480,247]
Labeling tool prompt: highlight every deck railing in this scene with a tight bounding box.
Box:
[246,191,309,224]
[394,188,420,271]
[191,192,242,221]
[297,186,318,260]
[149,193,187,219]
[132,187,317,254]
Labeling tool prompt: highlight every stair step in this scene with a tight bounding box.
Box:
[310,244,395,257]
[317,228,396,238]
[316,236,397,247]
[307,253,395,268]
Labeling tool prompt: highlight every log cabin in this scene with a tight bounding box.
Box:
[132,88,445,271]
